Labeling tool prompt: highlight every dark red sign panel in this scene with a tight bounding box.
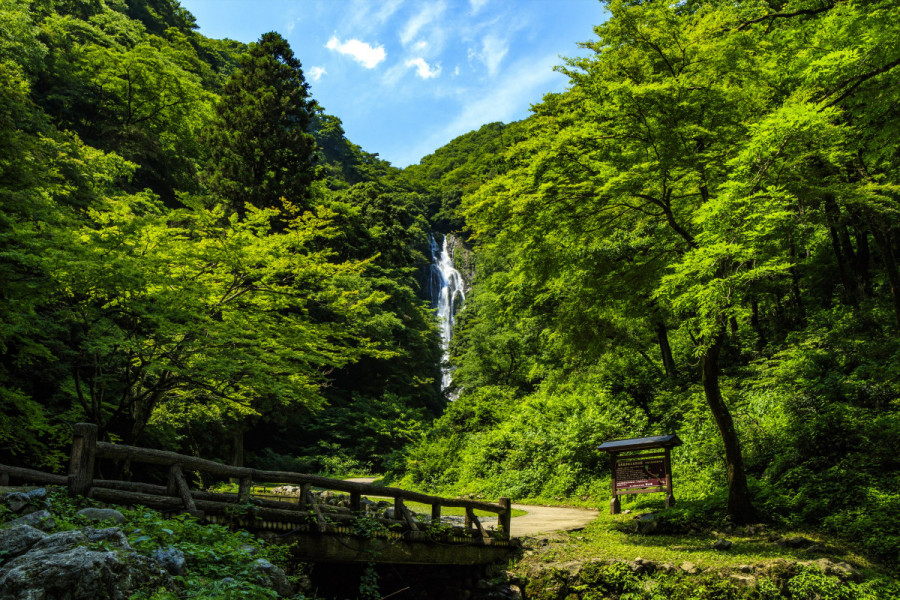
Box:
[615,458,667,490]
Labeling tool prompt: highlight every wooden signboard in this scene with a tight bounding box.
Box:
[598,435,681,515]
[615,457,667,491]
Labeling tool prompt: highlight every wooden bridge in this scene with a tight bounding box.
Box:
[0,424,515,565]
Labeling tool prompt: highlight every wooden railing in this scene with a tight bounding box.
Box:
[2,423,512,543]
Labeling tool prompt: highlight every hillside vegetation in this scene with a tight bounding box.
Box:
[0,0,442,479]
[394,0,900,572]
[2,0,900,598]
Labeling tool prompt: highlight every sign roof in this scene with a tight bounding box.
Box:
[597,434,682,452]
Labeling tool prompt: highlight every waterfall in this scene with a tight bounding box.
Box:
[428,233,466,392]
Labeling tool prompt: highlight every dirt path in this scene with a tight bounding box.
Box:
[509,503,598,536]
[344,479,598,536]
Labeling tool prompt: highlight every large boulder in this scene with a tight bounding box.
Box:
[76,508,127,525]
[253,558,293,597]
[3,493,29,514]
[0,526,171,600]
[153,545,186,577]
[6,509,55,531]
[0,525,47,559]
[84,527,132,550]
[2,489,49,515]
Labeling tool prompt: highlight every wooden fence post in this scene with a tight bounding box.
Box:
[465,507,488,539]
[299,483,311,509]
[169,464,203,519]
[166,465,178,496]
[431,502,441,527]
[68,423,98,496]
[395,497,419,531]
[498,497,512,540]
[306,488,326,532]
[238,476,252,503]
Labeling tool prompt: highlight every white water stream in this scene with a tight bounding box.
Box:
[427,234,466,392]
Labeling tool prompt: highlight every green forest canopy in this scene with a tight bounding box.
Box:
[0,0,441,475]
[1,0,899,569]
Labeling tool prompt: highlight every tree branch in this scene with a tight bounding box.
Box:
[735,3,836,32]
[822,56,900,108]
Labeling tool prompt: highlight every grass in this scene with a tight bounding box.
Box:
[514,511,900,600]
[536,518,867,570]
[515,497,884,579]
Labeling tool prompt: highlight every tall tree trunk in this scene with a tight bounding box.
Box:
[787,234,806,325]
[701,333,757,524]
[655,321,677,379]
[231,427,245,468]
[869,219,900,329]
[729,316,740,352]
[750,298,766,351]
[850,217,873,297]
[853,155,900,324]
[823,195,860,305]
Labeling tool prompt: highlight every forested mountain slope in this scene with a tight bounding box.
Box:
[393,0,900,567]
[3,0,900,578]
[0,0,442,476]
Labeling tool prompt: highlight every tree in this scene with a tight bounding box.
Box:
[459,0,774,523]
[33,6,214,203]
[51,191,390,446]
[203,31,318,217]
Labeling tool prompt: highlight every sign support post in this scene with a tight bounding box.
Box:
[664,446,675,509]
[610,452,620,514]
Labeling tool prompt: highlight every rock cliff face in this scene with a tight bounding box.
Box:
[445,233,475,290]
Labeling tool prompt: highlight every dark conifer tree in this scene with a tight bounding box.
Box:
[203,31,318,216]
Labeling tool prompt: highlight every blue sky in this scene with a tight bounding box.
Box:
[179,0,608,168]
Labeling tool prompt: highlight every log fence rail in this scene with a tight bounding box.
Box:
[1,423,512,545]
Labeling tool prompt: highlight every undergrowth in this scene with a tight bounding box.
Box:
[0,487,310,599]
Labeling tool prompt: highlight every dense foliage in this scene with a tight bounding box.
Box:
[3,0,900,580]
[0,0,442,476]
[395,0,900,565]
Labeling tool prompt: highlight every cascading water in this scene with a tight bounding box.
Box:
[427,233,466,393]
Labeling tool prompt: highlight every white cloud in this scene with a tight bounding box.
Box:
[479,34,508,76]
[325,36,386,69]
[397,54,565,166]
[454,66,460,76]
[309,66,327,81]
[344,0,404,33]
[469,0,490,13]
[285,17,301,36]
[400,1,445,47]
[373,0,404,24]
[380,62,408,88]
[406,57,442,79]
